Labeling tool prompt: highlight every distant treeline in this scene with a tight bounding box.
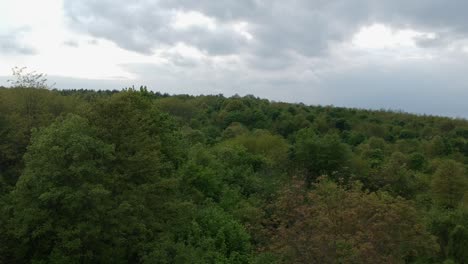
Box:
[0,86,467,263]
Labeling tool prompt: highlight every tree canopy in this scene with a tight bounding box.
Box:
[0,86,467,263]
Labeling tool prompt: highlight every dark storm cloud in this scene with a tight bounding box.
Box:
[0,28,36,55]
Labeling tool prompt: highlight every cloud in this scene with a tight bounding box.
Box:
[64,0,468,60]
[87,39,99,45]
[0,27,36,55]
[3,0,468,118]
[315,58,468,118]
[63,40,79,47]
[63,0,248,56]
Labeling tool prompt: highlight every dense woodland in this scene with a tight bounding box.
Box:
[0,82,467,263]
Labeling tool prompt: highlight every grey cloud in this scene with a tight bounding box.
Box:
[64,0,247,55]
[58,0,468,118]
[116,53,468,118]
[414,34,449,48]
[88,39,99,45]
[370,1,468,31]
[2,54,468,118]
[159,52,200,68]
[63,40,79,47]
[163,0,468,50]
[62,0,368,69]
[159,0,261,21]
[0,28,36,55]
[244,51,298,71]
[179,26,248,55]
[64,0,172,54]
[316,58,468,118]
[64,0,468,70]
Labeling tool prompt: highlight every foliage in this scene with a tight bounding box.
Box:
[0,87,467,263]
[431,160,467,209]
[294,128,350,185]
[269,178,438,263]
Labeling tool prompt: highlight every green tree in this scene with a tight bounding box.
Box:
[447,225,468,263]
[8,114,115,263]
[0,87,80,185]
[294,128,350,185]
[428,208,468,263]
[143,205,252,264]
[378,152,418,198]
[224,129,290,169]
[88,91,185,181]
[431,160,467,209]
[408,152,427,171]
[427,136,452,157]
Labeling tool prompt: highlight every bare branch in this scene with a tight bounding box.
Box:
[7,66,55,89]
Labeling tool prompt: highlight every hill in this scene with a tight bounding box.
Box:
[1,87,467,263]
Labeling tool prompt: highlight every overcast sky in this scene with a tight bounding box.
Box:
[1,0,468,118]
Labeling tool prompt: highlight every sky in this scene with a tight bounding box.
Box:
[1,0,468,118]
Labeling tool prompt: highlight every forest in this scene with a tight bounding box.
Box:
[0,83,467,263]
